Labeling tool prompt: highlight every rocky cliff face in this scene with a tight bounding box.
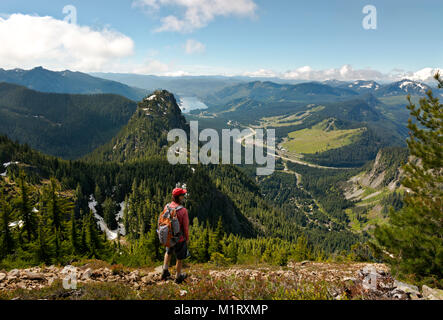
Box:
[344,147,408,201]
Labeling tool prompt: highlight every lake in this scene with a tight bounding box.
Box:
[179,97,208,113]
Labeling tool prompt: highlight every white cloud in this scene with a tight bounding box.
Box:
[405,68,443,82]
[281,65,386,81]
[185,39,205,54]
[0,14,134,72]
[242,69,278,78]
[242,65,442,82]
[134,0,257,32]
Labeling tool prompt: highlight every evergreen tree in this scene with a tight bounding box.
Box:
[0,197,15,258]
[373,75,443,287]
[103,197,118,230]
[35,213,53,264]
[86,210,101,256]
[70,210,79,254]
[80,212,87,253]
[146,217,160,261]
[225,238,238,264]
[94,184,104,217]
[209,217,224,255]
[195,225,210,263]
[74,183,87,219]
[17,174,36,241]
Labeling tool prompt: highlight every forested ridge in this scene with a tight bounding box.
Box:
[0,82,138,159]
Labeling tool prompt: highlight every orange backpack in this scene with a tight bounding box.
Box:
[157,204,183,247]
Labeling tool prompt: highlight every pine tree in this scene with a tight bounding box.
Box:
[209,217,224,255]
[80,212,87,253]
[94,184,104,217]
[195,224,210,263]
[103,197,118,230]
[373,74,443,286]
[86,210,101,257]
[0,197,15,258]
[70,210,79,254]
[35,213,53,264]
[146,217,160,261]
[17,174,36,242]
[74,183,87,219]
[225,238,238,264]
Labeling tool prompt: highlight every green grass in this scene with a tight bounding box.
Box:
[259,106,325,128]
[282,120,365,154]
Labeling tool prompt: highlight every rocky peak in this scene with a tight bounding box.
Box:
[138,90,182,118]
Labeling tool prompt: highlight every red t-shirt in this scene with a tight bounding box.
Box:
[165,202,189,243]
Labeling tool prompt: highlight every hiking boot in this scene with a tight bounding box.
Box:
[161,269,171,281]
[175,273,187,284]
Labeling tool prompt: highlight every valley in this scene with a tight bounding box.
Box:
[0,67,441,300]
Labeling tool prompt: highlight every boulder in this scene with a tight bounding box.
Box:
[394,280,420,295]
[0,273,6,281]
[8,269,20,277]
[422,285,443,300]
[81,268,92,280]
[128,271,140,281]
[154,265,164,273]
[23,271,45,281]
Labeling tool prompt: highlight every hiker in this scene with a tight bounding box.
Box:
[159,187,189,284]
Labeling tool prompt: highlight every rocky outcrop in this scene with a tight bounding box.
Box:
[0,263,441,300]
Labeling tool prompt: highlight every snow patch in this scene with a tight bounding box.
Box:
[88,195,126,241]
[3,161,19,168]
[1,161,19,177]
[146,94,156,101]
[9,220,24,228]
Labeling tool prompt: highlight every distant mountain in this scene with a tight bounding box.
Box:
[341,80,381,94]
[204,81,359,107]
[0,82,137,159]
[0,67,147,101]
[375,79,431,96]
[91,72,246,97]
[86,90,189,162]
[322,79,432,97]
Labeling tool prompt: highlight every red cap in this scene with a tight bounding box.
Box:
[172,188,187,197]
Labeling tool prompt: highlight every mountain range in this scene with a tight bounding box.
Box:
[0,67,147,101]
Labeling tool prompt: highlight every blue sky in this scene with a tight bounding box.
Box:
[0,0,441,80]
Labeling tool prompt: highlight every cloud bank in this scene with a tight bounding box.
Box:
[134,0,257,32]
[0,14,135,72]
[243,65,442,82]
